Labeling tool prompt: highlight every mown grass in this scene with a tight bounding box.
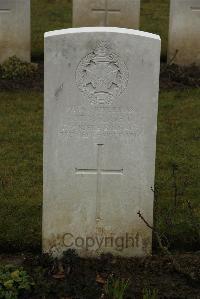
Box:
[155,89,200,249]
[0,89,199,252]
[31,0,169,60]
[141,0,170,60]
[31,0,72,59]
[0,92,43,251]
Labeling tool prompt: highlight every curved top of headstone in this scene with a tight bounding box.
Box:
[45,27,160,41]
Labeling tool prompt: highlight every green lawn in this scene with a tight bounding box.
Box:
[155,89,200,249]
[0,89,199,252]
[32,0,170,60]
[0,92,43,252]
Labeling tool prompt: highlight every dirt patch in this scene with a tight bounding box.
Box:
[159,64,200,90]
[0,63,43,92]
[1,252,194,299]
[0,63,199,92]
[1,252,200,298]
[0,254,25,266]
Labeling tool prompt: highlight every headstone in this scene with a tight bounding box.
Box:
[43,27,160,257]
[0,0,30,63]
[168,0,200,66]
[73,0,140,29]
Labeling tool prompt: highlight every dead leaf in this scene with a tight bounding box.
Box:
[52,271,65,279]
[96,273,106,284]
[53,262,65,279]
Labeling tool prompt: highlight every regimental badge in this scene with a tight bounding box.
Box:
[76,41,129,105]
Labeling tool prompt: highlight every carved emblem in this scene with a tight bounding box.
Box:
[76,41,129,105]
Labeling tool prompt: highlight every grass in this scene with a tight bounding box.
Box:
[140,0,170,60]
[0,88,199,252]
[0,92,43,252]
[156,89,200,249]
[31,0,72,59]
[104,275,129,299]
[31,0,169,60]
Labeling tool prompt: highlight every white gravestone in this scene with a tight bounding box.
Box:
[0,0,30,63]
[168,0,200,66]
[73,0,140,29]
[43,27,160,257]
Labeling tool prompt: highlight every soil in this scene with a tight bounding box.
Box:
[159,64,200,90]
[0,63,199,92]
[1,252,200,299]
[0,63,43,92]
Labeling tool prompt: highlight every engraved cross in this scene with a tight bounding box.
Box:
[190,6,200,12]
[75,144,123,221]
[0,8,11,12]
[0,1,12,13]
[92,0,121,26]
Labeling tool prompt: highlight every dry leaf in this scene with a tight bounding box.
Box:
[52,270,65,279]
[96,273,106,284]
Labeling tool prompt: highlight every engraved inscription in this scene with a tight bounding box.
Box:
[190,6,200,12]
[0,9,11,12]
[75,144,123,221]
[76,41,129,105]
[92,0,121,26]
[0,0,12,12]
[60,106,143,141]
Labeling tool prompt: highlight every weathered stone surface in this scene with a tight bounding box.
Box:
[168,0,200,66]
[43,27,160,257]
[0,0,30,63]
[73,0,140,29]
